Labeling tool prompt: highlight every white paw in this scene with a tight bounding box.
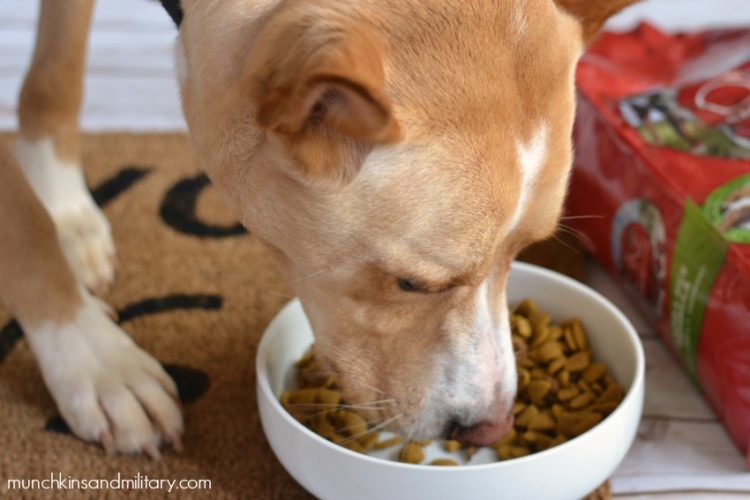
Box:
[16,137,117,293]
[25,292,183,457]
[55,201,117,295]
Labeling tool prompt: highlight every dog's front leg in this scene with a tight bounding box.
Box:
[0,145,183,458]
[17,0,116,294]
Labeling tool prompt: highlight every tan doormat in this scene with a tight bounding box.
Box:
[0,133,600,499]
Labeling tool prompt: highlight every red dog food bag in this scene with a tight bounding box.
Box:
[568,23,750,467]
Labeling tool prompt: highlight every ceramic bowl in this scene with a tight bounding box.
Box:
[256,262,645,500]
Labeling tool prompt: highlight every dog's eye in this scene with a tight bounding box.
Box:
[397,278,426,293]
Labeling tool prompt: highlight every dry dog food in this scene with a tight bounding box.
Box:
[281,299,625,465]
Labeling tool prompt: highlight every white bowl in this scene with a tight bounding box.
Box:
[256,262,645,500]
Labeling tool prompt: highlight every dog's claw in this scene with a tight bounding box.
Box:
[100,431,115,456]
[101,301,117,320]
[144,442,162,460]
[165,383,179,401]
[92,281,108,297]
[170,434,184,453]
[90,295,117,321]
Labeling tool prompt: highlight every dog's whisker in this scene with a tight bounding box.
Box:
[349,380,387,397]
[337,413,403,444]
[345,415,402,442]
[343,398,397,406]
[405,426,416,446]
[253,288,297,299]
[559,214,604,221]
[552,233,578,252]
[321,359,393,399]
[296,407,359,421]
[287,399,395,410]
[557,224,581,234]
[289,395,397,422]
[557,223,587,241]
[286,403,392,409]
[274,267,329,288]
[296,407,392,421]
[249,268,330,297]
[324,415,386,437]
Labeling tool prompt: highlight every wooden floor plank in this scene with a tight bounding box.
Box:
[0,76,185,131]
[612,418,750,494]
[0,0,172,28]
[606,0,750,31]
[586,262,658,337]
[0,29,177,75]
[641,339,716,421]
[615,493,750,499]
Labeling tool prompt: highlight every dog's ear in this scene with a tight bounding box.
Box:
[245,8,400,147]
[555,0,640,43]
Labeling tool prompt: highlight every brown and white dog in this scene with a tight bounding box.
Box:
[0,0,637,457]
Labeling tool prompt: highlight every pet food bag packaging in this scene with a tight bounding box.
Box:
[568,23,750,467]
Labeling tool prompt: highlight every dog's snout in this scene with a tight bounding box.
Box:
[449,414,514,447]
[446,400,515,446]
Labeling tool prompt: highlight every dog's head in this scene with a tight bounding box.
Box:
[177,0,637,445]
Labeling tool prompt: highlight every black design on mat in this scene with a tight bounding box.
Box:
[0,320,22,365]
[117,294,222,323]
[164,363,210,405]
[44,415,71,434]
[92,166,152,207]
[43,293,219,435]
[160,173,247,238]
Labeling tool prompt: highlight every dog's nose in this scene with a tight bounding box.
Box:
[448,414,514,447]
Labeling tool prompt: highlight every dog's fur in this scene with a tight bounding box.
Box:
[0,0,637,456]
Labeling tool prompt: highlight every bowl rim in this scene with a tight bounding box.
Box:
[256,261,645,472]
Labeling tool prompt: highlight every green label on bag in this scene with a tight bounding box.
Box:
[670,201,728,382]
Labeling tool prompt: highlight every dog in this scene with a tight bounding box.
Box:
[0,0,638,457]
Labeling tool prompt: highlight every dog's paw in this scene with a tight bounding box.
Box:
[25,292,183,457]
[55,201,117,295]
[16,137,117,294]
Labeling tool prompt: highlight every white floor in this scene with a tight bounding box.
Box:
[1,1,750,498]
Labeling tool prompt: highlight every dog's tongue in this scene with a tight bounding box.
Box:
[452,416,514,447]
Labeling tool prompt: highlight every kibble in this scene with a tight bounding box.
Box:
[443,440,462,452]
[431,458,459,466]
[566,351,591,372]
[281,299,625,465]
[399,443,425,464]
[373,436,403,450]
